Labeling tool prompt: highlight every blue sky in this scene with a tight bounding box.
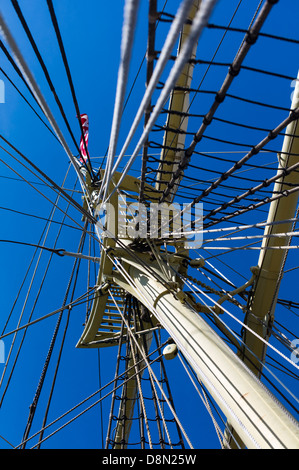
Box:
[0,0,298,450]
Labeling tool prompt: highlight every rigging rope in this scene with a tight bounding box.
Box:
[0,64,59,141]
[156,104,299,235]
[0,39,59,142]
[158,0,281,203]
[36,223,89,448]
[46,0,95,179]
[18,342,168,449]
[100,0,140,202]
[109,0,196,182]
[178,273,299,415]
[0,135,96,225]
[21,219,88,447]
[105,0,220,203]
[108,290,192,448]
[0,11,88,192]
[10,0,82,157]
[0,168,74,406]
[206,22,299,45]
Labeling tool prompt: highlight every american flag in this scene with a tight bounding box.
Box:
[79,113,89,162]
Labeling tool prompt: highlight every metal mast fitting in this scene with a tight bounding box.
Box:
[76,164,299,448]
[76,171,158,348]
[111,256,299,449]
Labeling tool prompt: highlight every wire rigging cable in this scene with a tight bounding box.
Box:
[46,0,95,179]
[1,0,299,451]
[160,103,299,233]
[10,0,87,168]
[105,0,220,203]
[21,220,89,447]
[0,168,76,402]
[109,0,196,187]
[17,341,167,449]
[100,0,140,203]
[0,60,59,141]
[0,11,88,193]
[158,0,282,203]
[0,134,96,225]
[150,0,246,197]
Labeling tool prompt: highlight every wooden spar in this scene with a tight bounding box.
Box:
[223,71,299,450]
[112,255,299,449]
[155,0,201,201]
[109,1,202,447]
[241,73,299,376]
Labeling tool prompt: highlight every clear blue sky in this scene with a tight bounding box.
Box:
[0,0,298,450]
